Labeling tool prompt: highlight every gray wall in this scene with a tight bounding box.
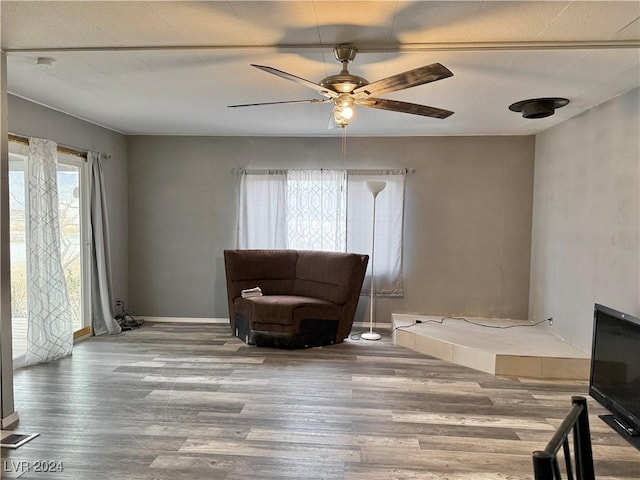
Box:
[529,88,640,352]
[8,88,639,352]
[127,135,535,323]
[8,95,129,305]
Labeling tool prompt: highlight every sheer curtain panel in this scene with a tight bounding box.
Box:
[238,170,287,249]
[347,171,406,296]
[24,137,73,366]
[88,152,121,335]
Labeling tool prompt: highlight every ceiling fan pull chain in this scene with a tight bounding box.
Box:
[342,126,347,172]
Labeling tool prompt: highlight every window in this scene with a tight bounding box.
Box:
[9,143,89,362]
[238,169,406,295]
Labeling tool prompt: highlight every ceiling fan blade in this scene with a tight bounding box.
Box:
[359,98,454,119]
[228,98,331,108]
[251,64,338,98]
[353,63,453,97]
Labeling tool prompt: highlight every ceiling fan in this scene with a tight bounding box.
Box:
[228,45,454,127]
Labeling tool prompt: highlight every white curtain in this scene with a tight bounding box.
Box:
[347,171,406,296]
[24,138,73,366]
[238,170,287,249]
[88,152,121,335]
[236,168,406,295]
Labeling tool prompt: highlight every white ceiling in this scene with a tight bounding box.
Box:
[1,1,639,137]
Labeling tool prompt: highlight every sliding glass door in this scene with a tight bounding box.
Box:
[8,151,27,359]
[57,157,88,334]
[9,145,89,362]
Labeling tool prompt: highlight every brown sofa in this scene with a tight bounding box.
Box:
[223,249,368,348]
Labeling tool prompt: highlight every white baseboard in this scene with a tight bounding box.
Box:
[146,318,387,328]
[1,411,19,428]
[142,316,228,324]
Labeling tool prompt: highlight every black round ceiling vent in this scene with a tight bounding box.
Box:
[509,97,569,119]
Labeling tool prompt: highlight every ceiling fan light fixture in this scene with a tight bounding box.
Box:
[333,104,353,127]
[333,94,355,126]
[509,97,569,119]
[336,93,353,109]
[341,106,354,120]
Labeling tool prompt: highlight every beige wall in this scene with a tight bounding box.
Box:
[529,88,640,352]
[127,135,535,324]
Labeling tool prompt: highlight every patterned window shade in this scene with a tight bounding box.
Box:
[286,170,346,252]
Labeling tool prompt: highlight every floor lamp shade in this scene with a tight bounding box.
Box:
[367,180,387,197]
[362,180,386,341]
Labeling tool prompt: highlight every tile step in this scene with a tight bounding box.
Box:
[392,313,590,380]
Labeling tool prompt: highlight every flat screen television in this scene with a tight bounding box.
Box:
[589,303,640,449]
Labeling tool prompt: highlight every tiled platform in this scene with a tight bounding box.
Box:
[392,313,591,380]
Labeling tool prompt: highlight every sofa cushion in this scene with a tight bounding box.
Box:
[224,249,297,281]
[294,250,361,304]
[235,295,340,326]
[231,279,296,297]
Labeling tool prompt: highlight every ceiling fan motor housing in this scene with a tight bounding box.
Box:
[320,44,369,93]
[320,72,369,93]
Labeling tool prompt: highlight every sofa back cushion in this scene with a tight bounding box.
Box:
[294,250,366,304]
[224,249,297,296]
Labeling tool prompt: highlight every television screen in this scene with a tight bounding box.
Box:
[589,304,640,438]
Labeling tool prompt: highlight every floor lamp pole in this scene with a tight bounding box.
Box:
[362,181,386,341]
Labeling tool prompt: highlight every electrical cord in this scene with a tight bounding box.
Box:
[351,316,548,340]
[350,321,419,340]
[390,321,418,334]
[401,316,550,329]
[115,300,144,330]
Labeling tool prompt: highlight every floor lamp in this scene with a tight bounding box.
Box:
[362,180,386,341]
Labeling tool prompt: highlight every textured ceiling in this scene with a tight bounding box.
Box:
[2,1,639,136]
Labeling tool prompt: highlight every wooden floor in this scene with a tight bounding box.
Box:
[2,323,638,480]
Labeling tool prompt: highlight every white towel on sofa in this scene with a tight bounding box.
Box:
[241,287,263,298]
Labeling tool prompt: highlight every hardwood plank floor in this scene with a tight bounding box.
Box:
[2,322,638,479]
